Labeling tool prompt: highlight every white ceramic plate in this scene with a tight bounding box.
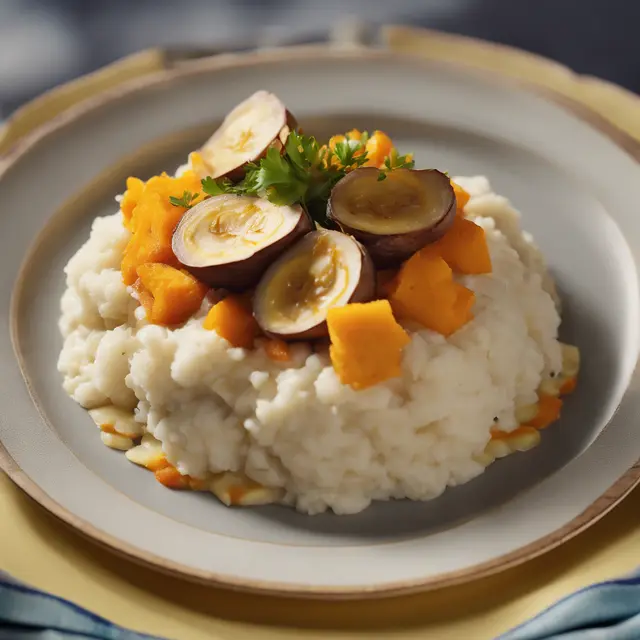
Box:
[1,48,640,598]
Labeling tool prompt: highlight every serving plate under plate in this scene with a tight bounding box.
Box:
[1,47,639,598]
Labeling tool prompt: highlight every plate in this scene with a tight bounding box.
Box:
[1,47,640,598]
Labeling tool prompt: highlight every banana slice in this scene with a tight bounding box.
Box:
[328,168,456,267]
[254,229,375,340]
[200,91,295,181]
[172,194,313,290]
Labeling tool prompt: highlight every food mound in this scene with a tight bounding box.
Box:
[58,91,580,515]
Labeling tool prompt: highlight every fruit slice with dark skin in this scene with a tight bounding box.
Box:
[172,194,313,290]
[199,91,296,182]
[254,230,375,340]
[327,168,456,267]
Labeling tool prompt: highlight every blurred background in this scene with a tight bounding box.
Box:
[1,0,639,118]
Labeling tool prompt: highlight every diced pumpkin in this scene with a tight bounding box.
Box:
[120,171,203,285]
[559,376,577,395]
[524,394,563,429]
[203,294,261,348]
[451,180,470,213]
[121,197,182,285]
[365,131,394,168]
[396,282,474,337]
[327,299,410,390]
[394,250,454,292]
[120,177,144,227]
[431,216,492,274]
[263,338,291,362]
[389,251,475,336]
[136,263,208,326]
[449,282,476,327]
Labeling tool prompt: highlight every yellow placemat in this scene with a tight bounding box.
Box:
[2,475,639,639]
[2,29,640,640]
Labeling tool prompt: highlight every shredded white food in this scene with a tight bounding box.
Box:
[58,176,562,515]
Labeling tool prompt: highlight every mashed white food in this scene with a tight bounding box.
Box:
[58,176,563,515]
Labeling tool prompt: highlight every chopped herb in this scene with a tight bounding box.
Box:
[169,190,200,208]
[201,176,241,197]
[196,130,416,226]
[331,136,369,171]
[378,150,416,181]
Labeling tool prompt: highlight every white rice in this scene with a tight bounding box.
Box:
[57,176,562,515]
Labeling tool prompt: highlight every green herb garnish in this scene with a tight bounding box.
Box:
[169,190,200,208]
[192,130,412,226]
[377,150,416,181]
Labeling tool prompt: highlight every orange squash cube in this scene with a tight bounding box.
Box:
[136,263,208,326]
[432,216,492,274]
[451,180,471,214]
[388,250,476,336]
[263,338,291,362]
[120,171,203,285]
[203,294,261,349]
[120,177,144,229]
[365,131,394,168]
[327,300,410,390]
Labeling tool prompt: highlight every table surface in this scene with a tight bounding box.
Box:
[2,29,640,640]
[2,474,639,639]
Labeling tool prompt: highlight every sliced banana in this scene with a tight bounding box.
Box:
[253,229,375,340]
[200,91,294,181]
[173,194,312,290]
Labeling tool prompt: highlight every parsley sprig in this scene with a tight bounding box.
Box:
[378,150,415,180]
[182,130,414,225]
[169,190,200,208]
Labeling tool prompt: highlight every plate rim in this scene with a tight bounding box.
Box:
[1,45,640,599]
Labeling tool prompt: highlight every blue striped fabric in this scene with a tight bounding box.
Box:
[2,569,640,639]
[498,569,640,640]
[0,573,165,640]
